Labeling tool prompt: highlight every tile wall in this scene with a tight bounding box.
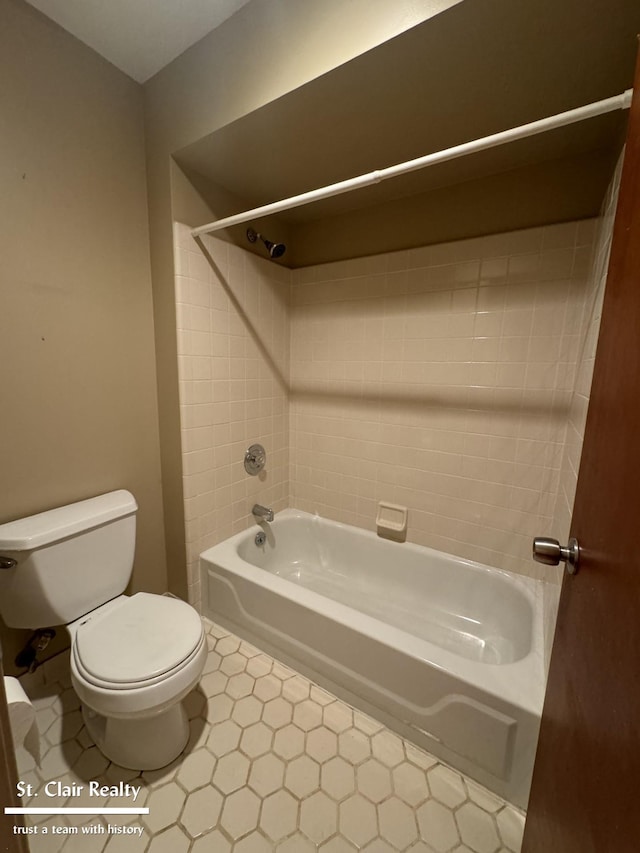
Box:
[174,225,290,609]
[539,152,623,662]
[290,221,596,579]
[552,152,623,548]
[174,200,619,602]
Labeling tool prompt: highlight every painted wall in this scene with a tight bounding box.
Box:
[2,0,620,671]
[143,0,465,597]
[0,0,165,672]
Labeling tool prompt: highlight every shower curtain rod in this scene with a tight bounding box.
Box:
[191,88,634,238]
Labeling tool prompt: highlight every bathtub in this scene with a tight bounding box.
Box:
[201,509,545,807]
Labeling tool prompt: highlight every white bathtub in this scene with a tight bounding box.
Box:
[201,509,545,807]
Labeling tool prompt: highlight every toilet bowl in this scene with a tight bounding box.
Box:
[0,490,207,770]
[69,593,207,769]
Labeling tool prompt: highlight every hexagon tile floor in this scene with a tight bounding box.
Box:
[15,618,525,853]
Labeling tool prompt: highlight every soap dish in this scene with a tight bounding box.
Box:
[376,502,408,542]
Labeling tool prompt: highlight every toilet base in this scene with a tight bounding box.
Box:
[82,701,190,770]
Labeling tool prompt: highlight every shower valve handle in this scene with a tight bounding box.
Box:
[244,443,266,476]
[532,536,580,574]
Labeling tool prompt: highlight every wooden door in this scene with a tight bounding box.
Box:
[522,48,640,853]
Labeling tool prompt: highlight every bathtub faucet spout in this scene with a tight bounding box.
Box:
[252,504,274,523]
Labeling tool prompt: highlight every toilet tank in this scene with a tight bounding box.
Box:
[0,490,137,629]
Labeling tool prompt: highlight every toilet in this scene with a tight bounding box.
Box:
[0,490,207,770]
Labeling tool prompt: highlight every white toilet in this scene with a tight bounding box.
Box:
[0,490,207,770]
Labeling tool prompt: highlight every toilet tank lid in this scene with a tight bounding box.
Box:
[0,490,138,551]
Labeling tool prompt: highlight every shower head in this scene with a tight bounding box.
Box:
[247,227,286,260]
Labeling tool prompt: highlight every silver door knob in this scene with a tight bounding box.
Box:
[532,537,580,574]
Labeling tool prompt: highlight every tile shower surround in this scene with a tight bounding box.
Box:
[174,214,605,605]
[174,229,290,610]
[289,222,596,579]
[551,153,622,553]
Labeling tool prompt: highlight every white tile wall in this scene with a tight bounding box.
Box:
[290,221,596,579]
[173,225,290,608]
[541,151,624,663]
[174,202,619,604]
[552,152,623,546]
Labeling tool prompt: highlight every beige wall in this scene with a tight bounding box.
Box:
[173,225,290,609]
[0,0,165,673]
[288,152,615,268]
[143,0,464,595]
[0,0,622,676]
[290,221,596,579]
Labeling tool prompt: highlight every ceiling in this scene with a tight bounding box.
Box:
[174,0,640,265]
[24,0,252,82]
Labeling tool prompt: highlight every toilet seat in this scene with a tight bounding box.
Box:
[73,633,206,691]
[71,593,208,720]
[73,592,204,689]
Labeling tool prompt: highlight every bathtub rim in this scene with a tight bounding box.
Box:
[200,508,546,718]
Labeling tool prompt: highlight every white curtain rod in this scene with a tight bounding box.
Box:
[191,88,634,238]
